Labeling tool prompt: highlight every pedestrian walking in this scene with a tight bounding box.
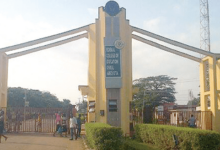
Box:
[0,110,8,143]
[69,114,77,140]
[77,114,82,137]
[61,113,67,137]
[53,111,62,137]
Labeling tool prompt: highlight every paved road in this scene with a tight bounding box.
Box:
[0,133,84,150]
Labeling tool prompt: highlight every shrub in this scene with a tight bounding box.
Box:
[122,138,159,150]
[85,123,123,150]
[135,124,220,150]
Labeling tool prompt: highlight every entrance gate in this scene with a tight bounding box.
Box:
[6,107,70,133]
[1,1,220,133]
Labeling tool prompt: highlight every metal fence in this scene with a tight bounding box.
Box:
[132,110,212,130]
[155,111,212,130]
[5,107,71,133]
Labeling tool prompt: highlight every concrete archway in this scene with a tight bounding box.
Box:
[1,1,220,133]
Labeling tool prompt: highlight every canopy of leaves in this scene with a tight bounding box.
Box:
[132,75,177,110]
[187,97,200,106]
[7,87,71,108]
[76,99,87,113]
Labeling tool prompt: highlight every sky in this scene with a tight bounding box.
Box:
[0,0,220,105]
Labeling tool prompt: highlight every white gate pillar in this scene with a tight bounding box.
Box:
[0,52,8,115]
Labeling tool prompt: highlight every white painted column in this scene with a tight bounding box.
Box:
[0,52,8,115]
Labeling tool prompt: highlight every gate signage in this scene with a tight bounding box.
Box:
[105,46,121,77]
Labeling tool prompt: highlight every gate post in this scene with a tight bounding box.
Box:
[87,1,132,134]
[200,56,220,132]
[0,52,9,119]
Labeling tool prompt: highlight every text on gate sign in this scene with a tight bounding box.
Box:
[105,46,121,77]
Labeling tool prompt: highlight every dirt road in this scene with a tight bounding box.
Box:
[0,133,84,150]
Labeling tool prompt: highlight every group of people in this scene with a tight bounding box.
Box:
[6,110,21,132]
[1,105,82,143]
[0,110,8,143]
[53,105,82,140]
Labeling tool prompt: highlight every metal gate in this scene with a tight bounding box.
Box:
[154,110,212,130]
[5,107,71,133]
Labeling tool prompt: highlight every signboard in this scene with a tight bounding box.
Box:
[105,46,121,77]
[25,101,29,107]
[157,106,164,111]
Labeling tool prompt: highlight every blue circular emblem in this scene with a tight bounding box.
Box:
[104,1,120,16]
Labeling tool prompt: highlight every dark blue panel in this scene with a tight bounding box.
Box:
[105,17,112,37]
[113,17,120,37]
[105,46,121,77]
[104,1,120,16]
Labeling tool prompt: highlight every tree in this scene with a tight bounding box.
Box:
[76,100,87,113]
[7,87,64,108]
[187,97,200,106]
[132,75,177,111]
[62,99,71,108]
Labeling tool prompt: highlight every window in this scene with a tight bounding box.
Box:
[109,99,117,112]
[204,60,210,92]
[218,93,220,110]
[89,101,95,113]
[206,95,211,109]
[168,106,173,110]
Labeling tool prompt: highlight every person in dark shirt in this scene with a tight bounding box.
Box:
[188,114,196,128]
[0,110,8,143]
[77,114,81,137]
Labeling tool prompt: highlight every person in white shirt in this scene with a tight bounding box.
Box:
[69,114,77,140]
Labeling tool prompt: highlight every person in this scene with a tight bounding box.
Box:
[11,111,16,132]
[61,113,67,137]
[189,114,196,128]
[37,113,42,132]
[53,111,62,137]
[69,114,77,140]
[6,111,12,132]
[16,111,21,132]
[72,105,77,117]
[77,114,82,137]
[0,110,8,143]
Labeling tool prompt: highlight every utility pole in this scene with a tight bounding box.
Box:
[188,90,194,111]
[200,0,211,53]
[23,90,27,122]
[200,0,211,103]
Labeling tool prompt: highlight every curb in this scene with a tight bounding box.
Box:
[82,135,94,150]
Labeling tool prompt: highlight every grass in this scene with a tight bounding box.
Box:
[124,138,160,150]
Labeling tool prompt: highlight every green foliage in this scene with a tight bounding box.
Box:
[76,100,87,113]
[122,138,159,150]
[135,124,220,150]
[187,97,200,106]
[62,99,71,107]
[85,123,123,150]
[7,87,70,108]
[132,75,177,111]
